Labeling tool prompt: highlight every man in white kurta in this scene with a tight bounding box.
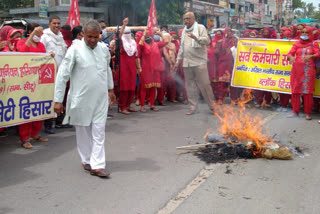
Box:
[54,20,114,178]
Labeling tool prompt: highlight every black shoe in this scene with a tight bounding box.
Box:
[56,124,73,128]
[45,127,56,134]
[107,114,113,119]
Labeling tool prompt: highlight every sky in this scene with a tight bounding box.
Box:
[303,0,318,8]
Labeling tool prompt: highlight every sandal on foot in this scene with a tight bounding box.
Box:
[305,115,312,120]
[119,109,130,115]
[140,107,147,113]
[31,136,48,142]
[21,140,32,149]
[128,107,138,112]
[150,106,159,112]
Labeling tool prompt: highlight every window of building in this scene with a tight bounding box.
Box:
[230,3,235,9]
[264,0,268,4]
[59,0,70,6]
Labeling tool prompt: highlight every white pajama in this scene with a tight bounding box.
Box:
[75,123,106,170]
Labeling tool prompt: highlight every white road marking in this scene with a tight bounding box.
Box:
[157,164,221,214]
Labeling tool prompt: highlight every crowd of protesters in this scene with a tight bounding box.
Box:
[1,14,320,150]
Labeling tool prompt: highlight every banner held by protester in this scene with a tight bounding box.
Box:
[231,39,320,97]
[0,52,57,128]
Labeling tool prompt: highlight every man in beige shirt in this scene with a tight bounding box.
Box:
[175,12,214,115]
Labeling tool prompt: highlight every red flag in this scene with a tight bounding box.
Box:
[66,0,80,28]
[147,0,157,35]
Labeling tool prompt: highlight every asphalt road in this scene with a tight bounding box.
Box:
[0,102,319,214]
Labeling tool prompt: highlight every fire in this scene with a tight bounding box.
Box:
[212,97,273,157]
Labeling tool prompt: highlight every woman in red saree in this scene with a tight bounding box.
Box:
[16,23,49,148]
[216,28,239,105]
[287,26,319,120]
[118,19,138,115]
[136,29,167,112]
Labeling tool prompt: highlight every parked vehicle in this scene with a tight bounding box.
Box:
[0,18,49,31]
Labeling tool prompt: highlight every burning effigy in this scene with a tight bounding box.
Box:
[177,98,295,163]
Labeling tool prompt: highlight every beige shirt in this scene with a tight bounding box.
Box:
[177,24,210,67]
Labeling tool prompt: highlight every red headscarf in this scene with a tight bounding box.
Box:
[0,26,14,42]
[169,31,176,36]
[311,27,319,41]
[249,30,258,38]
[280,27,290,39]
[212,30,223,42]
[222,27,236,48]
[290,25,299,39]
[4,28,23,52]
[135,31,143,43]
[282,30,291,39]
[262,27,276,39]
[280,27,289,32]
[242,29,251,38]
[295,26,314,48]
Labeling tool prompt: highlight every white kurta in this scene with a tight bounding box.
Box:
[54,40,114,126]
[41,28,67,68]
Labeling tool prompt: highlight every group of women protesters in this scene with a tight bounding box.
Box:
[0,20,319,148]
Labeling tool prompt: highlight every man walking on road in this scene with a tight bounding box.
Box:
[54,20,115,178]
[174,12,215,115]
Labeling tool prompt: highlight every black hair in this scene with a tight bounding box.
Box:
[49,15,60,23]
[160,24,168,30]
[24,22,40,38]
[61,25,71,31]
[71,25,83,40]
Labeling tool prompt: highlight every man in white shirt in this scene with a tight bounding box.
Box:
[54,20,116,178]
[41,15,68,134]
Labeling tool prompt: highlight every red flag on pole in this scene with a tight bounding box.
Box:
[147,0,157,35]
[66,0,80,28]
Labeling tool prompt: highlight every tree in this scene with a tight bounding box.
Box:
[311,3,320,20]
[104,0,190,25]
[0,0,33,11]
[292,0,303,11]
[294,1,316,19]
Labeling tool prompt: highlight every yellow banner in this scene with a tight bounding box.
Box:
[231,39,320,97]
[0,52,57,128]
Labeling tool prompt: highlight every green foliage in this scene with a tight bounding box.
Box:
[292,0,303,11]
[0,0,33,11]
[104,0,190,25]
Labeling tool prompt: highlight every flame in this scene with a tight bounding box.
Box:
[240,89,252,104]
[212,99,273,157]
